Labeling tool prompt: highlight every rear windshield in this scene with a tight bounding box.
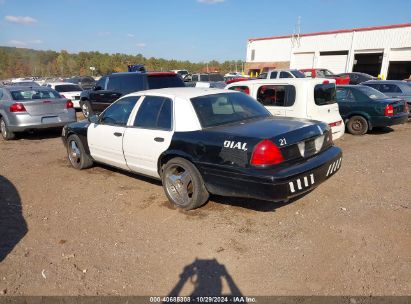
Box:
[314,84,337,105]
[11,89,61,101]
[356,86,387,100]
[55,84,82,92]
[147,75,185,89]
[190,92,271,128]
[290,70,306,78]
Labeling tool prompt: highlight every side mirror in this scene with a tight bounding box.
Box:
[94,85,102,91]
[88,114,99,124]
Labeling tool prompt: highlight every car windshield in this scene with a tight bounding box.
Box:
[290,70,306,78]
[209,74,224,81]
[190,92,271,128]
[317,69,334,77]
[10,88,61,101]
[55,84,83,92]
[356,86,387,100]
[257,72,268,79]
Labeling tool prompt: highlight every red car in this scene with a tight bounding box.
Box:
[300,69,350,85]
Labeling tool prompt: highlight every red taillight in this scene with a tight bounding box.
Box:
[384,104,394,116]
[10,103,26,112]
[250,139,284,166]
[322,80,330,84]
[66,100,74,109]
[328,120,342,127]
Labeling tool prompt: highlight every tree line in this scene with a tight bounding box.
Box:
[0,46,245,79]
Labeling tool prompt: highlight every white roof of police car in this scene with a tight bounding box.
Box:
[225,78,336,87]
[123,87,238,99]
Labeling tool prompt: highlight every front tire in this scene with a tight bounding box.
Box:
[0,117,15,140]
[67,134,93,169]
[347,116,368,135]
[161,157,209,210]
[80,100,93,118]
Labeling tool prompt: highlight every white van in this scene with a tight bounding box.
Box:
[225,78,345,140]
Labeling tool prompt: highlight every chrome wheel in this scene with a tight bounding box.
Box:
[81,103,90,118]
[164,164,194,206]
[68,140,81,167]
[0,119,6,138]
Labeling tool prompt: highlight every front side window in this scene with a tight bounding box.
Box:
[256,85,296,107]
[134,96,173,130]
[228,86,250,95]
[95,76,107,90]
[190,92,270,128]
[100,97,138,126]
[279,71,292,78]
[314,84,337,105]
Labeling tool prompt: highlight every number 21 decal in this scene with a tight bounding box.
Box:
[279,137,287,146]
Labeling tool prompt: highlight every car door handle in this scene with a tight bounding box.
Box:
[154,137,164,142]
[113,132,122,137]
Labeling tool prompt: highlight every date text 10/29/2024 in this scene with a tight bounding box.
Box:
[149,296,257,303]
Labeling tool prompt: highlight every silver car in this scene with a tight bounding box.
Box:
[0,86,76,140]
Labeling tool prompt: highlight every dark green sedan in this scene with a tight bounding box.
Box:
[336,85,409,135]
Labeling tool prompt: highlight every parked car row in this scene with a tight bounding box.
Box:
[226,78,409,136]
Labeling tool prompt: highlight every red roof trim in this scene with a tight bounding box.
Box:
[248,22,411,42]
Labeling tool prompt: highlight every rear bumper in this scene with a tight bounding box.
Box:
[330,123,345,140]
[7,110,77,132]
[371,113,408,128]
[199,146,342,202]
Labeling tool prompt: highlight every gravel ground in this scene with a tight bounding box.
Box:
[0,119,410,296]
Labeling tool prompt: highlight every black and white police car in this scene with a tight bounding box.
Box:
[62,88,342,210]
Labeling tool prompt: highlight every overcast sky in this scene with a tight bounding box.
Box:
[1,0,411,62]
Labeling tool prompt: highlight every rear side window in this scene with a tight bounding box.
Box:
[256,85,296,107]
[302,71,313,78]
[279,71,292,78]
[147,75,184,89]
[314,84,337,105]
[228,86,250,95]
[290,70,305,78]
[269,72,278,79]
[134,96,173,130]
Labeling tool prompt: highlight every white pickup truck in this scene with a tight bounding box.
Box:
[226,78,345,140]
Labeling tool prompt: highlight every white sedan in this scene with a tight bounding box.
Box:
[44,82,83,109]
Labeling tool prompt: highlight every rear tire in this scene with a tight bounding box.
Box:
[347,116,368,135]
[80,100,93,118]
[0,117,15,140]
[67,134,93,169]
[161,157,209,210]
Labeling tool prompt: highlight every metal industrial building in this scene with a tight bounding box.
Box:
[245,22,411,80]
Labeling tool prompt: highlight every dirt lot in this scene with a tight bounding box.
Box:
[0,117,410,297]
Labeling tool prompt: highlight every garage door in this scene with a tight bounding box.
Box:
[389,48,411,61]
[318,51,348,74]
[292,53,315,69]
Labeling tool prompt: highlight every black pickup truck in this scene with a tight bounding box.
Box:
[79,72,185,117]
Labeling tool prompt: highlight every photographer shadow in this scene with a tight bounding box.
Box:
[0,175,28,262]
[167,258,243,298]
